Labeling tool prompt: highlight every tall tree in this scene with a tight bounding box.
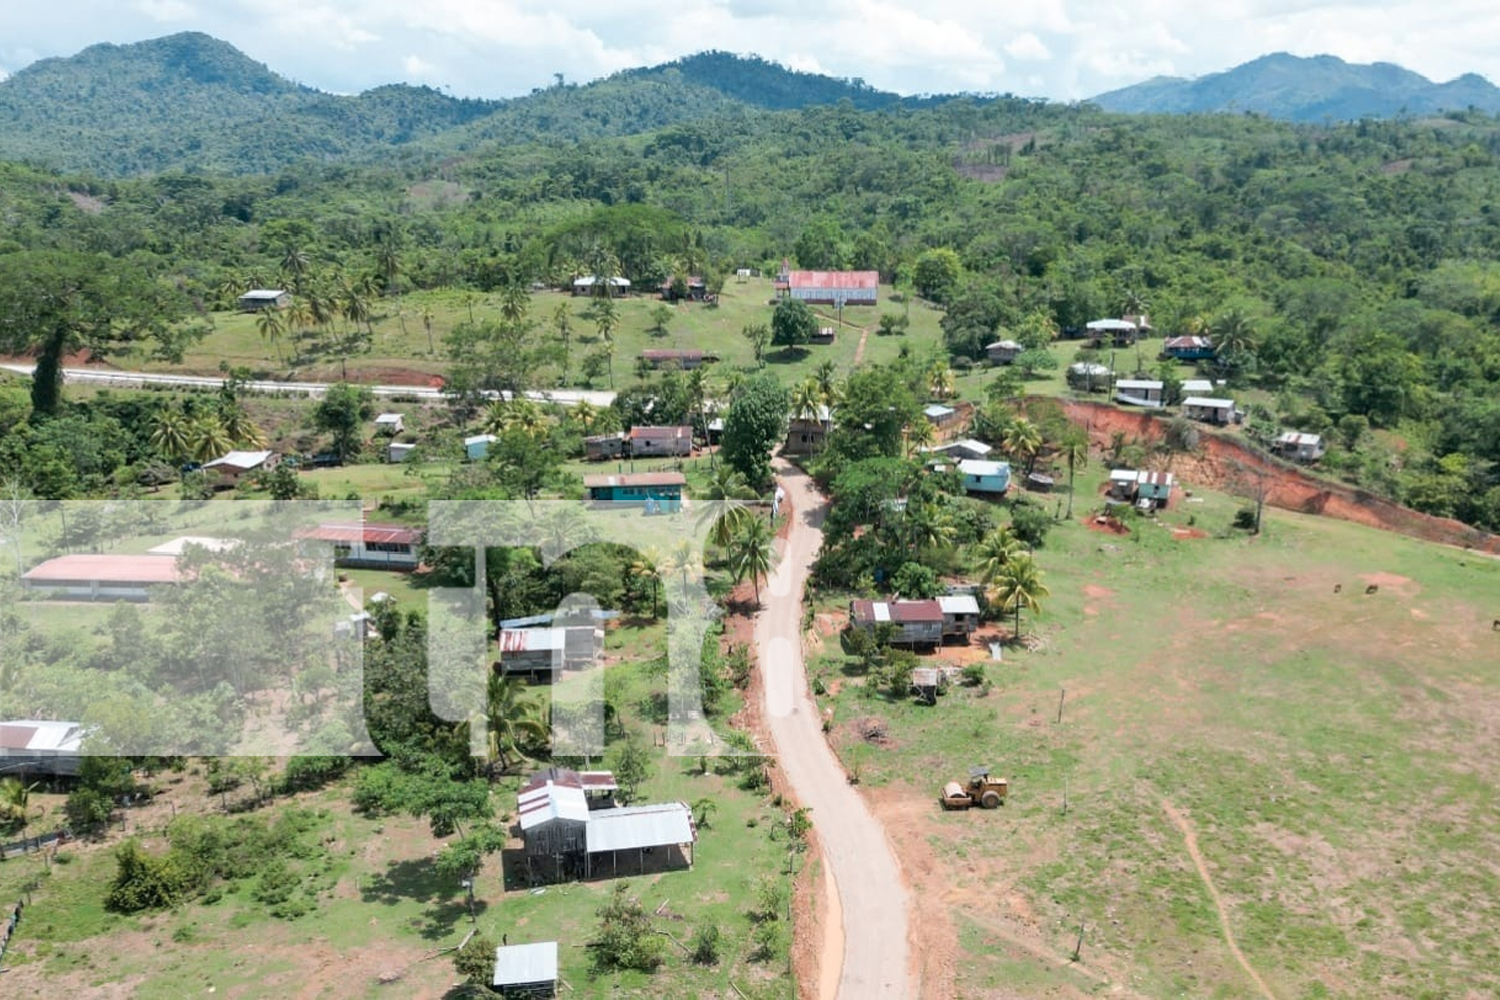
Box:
[255,308,287,364]
[771,298,818,352]
[730,515,775,606]
[314,383,375,461]
[987,553,1050,639]
[0,251,193,416]
[721,373,789,490]
[483,673,547,777]
[1058,426,1090,518]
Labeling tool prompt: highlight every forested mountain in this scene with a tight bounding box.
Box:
[0,32,501,175]
[0,33,944,176]
[1091,53,1500,122]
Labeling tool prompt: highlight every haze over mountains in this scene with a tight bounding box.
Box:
[1,32,1497,177]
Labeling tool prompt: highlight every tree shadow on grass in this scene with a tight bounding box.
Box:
[361,856,454,907]
[417,897,489,941]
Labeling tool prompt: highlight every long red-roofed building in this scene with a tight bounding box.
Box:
[299,522,422,568]
[21,553,182,601]
[780,269,879,305]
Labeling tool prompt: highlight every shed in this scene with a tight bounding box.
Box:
[518,780,590,880]
[1086,317,1140,346]
[1137,470,1175,507]
[373,413,404,435]
[492,941,558,998]
[1182,396,1237,425]
[498,626,603,680]
[1114,379,1165,408]
[1108,468,1141,499]
[236,289,290,311]
[810,326,837,344]
[956,459,1011,496]
[911,667,942,705]
[985,339,1023,365]
[1066,362,1113,392]
[784,406,831,456]
[1276,431,1326,462]
[572,275,630,296]
[584,432,626,461]
[628,425,693,457]
[202,449,277,486]
[1180,378,1215,396]
[387,441,416,463]
[0,720,85,776]
[584,472,686,513]
[929,439,992,461]
[923,403,958,426]
[464,434,498,461]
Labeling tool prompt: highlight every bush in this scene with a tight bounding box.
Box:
[591,883,665,972]
[454,932,498,986]
[1009,503,1052,547]
[105,839,191,913]
[961,663,986,687]
[278,756,350,794]
[690,923,723,965]
[65,787,114,831]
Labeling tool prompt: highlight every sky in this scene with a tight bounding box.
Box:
[0,0,1496,101]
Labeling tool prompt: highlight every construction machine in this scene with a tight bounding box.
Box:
[940,767,1008,809]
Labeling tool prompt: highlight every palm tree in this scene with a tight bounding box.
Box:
[218,400,267,450]
[974,525,1024,584]
[1004,417,1044,474]
[0,778,35,833]
[420,305,436,355]
[1211,307,1257,373]
[280,244,311,294]
[729,515,775,606]
[987,553,1050,639]
[484,673,547,777]
[629,548,664,619]
[813,360,841,438]
[1058,426,1090,518]
[571,398,599,435]
[905,418,936,458]
[500,282,530,326]
[697,465,758,552]
[255,308,287,364]
[928,363,956,401]
[553,302,573,383]
[188,413,235,464]
[150,404,193,464]
[791,378,823,424]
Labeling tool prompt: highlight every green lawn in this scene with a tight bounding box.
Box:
[812,473,1500,998]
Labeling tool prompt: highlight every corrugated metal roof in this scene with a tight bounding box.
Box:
[1183,397,1235,408]
[1181,379,1214,394]
[937,594,980,616]
[519,767,619,794]
[499,628,565,653]
[1115,379,1163,391]
[240,289,287,299]
[585,801,696,853]
[957,459,1010,478]
[923,404,956,418]
[890,600,943,623]
[911,667,941,687]
[517,782,590,830]
[0,720,84,752]
[374,413,403,424]
[1163,335,1212,349]
[938,439,992,457]
[785,270,878,290]
[203,450,273,470]
[640,350,703,361]
[303,522,421,546]
[628,425,692,440]
[1277,432,1322,446]
[22,554,181,584]
[1138,471,1175,487]
[1086,318,1136,331]
[464,434,497,447]
[492,941,558,987]
[146,536,239,556]
[583,472,687,489]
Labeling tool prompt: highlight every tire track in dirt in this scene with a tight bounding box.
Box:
[851,326,871,367]
[1160,798,1277,1000]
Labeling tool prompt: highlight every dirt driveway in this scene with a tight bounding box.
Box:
[755,457,914,998]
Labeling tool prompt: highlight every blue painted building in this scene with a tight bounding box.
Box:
[583,471,687,513]
[957,459,1011,495]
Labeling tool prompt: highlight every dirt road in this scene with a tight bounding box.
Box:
[755,457,914,999]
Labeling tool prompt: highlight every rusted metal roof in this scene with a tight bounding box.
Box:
[786,270,878,291]
[890,600,943,623]
[628,425,692,440]
[302,522,420,546]
[22,554,181,584]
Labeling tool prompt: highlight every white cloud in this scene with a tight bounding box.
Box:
[135,0,196,21]
[1005,33,1051,62]
[2,1,1500,103]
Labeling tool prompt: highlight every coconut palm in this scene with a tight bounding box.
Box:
[280,244,311,293]
[791,378,823,424]
[218,400,267,450]
[484,672,547,777]
[553,302,573,382]
[1058,426,1090,518]
[571,398,599,434]
[150,404,193,464]
[905,418,936,458]
[188,413,235,464]
[1211,307,1257,373]
[1004,417,1043,473]
[629,548,664,619]
[974,525,1025,584]
[420,305,436,355]
[987,553,1051,639]
[254,308,287,364]
[696,465,758,552]
[729,515,775,606]
[500,282,530,326]
[928,364,956,401]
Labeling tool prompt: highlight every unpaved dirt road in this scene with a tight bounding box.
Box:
[755,457,914,998]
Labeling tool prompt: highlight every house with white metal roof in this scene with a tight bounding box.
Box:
[956,459,1011,495]
[1182,396,1238,425]
[1275,431,1326,462]
[936,594,981,638]
[202,449,277,486]
[1114,379,1165,408]
[0,720,85,776]
[493,941,558,997]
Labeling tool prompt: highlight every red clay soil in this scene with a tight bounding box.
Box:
[1060,399,1500,555]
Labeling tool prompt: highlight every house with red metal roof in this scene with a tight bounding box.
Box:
[780,269,879,305]
[583,471,686,512]
[300,522,422,568]
[848,598,945,647]
[628,425,693,457]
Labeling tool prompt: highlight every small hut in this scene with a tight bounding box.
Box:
[492,941,558,998]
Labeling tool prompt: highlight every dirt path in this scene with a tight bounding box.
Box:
[1160,799,1277,1000]
[756,457,914,998]
[851,326,871,367]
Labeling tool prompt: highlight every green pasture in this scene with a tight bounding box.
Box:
[813,474,1500,998]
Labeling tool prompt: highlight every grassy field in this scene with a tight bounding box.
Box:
[0,613,794,999]
[808,467,1500,998]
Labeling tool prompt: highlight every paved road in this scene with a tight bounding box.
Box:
[756,457,914,999]
[0,363,617,407]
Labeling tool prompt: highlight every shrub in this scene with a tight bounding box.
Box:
[1009,504,1052,547]
[591,883,665,972]
[454,932,497,985]
[961,663,986,687]
[690,923,723,965]
[105,840,191,913]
